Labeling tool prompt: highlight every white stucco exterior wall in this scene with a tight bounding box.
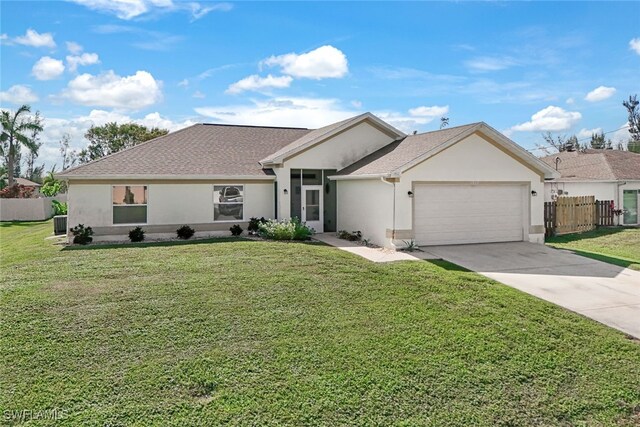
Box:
[544,181,617,203]
[68,181,274,238]
[336,179,394,246]
[274,122,397,219]
[394,133,545,244]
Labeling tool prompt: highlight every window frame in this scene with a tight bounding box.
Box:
[112,185,149,226]
[213,184,245,222]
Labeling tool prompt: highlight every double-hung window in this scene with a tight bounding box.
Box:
[214,185,244,221]
[113,185,147,224]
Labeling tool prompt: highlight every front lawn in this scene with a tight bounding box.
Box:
[546,227,640,271]
[1,221,640,426]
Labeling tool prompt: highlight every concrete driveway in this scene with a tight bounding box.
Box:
[423,242,640,339]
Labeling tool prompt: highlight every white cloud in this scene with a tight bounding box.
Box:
[261,45,348,79]
[226,74,293,94]
[11,29,56,48]
[576,127,602,139]
[66,52,100,72]
[351,100,362,108]
[584,86,616,102]
[66,41,83,54]
[195,97,356,128]
[408,105,449,120]
[192,91,205,99]
[464,56,517,72]
[71,0,232,20]
[374,106,449,133]
[38,110,196,169]
[32,56,65,80]
[566,97,575,105]
[0,85,39,105]
[60,70,162,110]
[630,38,640,56]
[511,106,582,132]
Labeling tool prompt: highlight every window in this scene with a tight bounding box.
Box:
[113,185,147,224]
[214,185,244,221]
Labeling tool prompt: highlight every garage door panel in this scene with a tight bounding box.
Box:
[414,184,526,246]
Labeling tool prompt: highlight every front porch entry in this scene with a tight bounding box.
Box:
[290,169,337,233]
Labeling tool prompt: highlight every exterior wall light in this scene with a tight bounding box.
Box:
[531,190,537,196]
[283,189,288,195]
[408,191,414,198]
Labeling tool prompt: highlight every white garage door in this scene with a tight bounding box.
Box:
[414,183,526,246]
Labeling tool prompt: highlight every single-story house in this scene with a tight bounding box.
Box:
[57,113,559,247]
[540,149,640,226]
[3,177,42,196]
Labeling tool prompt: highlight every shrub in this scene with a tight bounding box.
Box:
[338,230,362,241]
[129,226,145,242]
[0,184,33,199]
[247,217,268,234]
[52,200,68,215]
[176,225,195,240]
[70,224,93,245]
[229,224,243,236]
[258,218,314,241]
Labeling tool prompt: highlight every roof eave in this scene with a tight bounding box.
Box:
[62,174,277,181]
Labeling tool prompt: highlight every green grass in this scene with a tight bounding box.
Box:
[546,227,640,271]
[1,221,640,426]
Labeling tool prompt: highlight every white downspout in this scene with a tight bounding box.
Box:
[380,176,397,249]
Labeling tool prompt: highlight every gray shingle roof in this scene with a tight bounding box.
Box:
[540,149,640,181]
[58,124,311,178]
[336,123,480,176]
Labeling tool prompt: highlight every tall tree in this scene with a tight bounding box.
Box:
[540,132,580,153]
[623,94,640,153]
[59,133,77,171]
[0,105,44,186]
[589,132,611,150]
[78,122,169,163]
[23,112,45,182]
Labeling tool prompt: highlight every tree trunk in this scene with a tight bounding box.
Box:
[7,139,15,186]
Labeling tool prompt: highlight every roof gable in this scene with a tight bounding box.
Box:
[260,112,406,165]
[335,122,559,179]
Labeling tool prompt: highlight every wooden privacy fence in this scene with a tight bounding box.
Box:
[544,197,614,237]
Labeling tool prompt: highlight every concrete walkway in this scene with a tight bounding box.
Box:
[313,234,438,263]
[425,242,640,339]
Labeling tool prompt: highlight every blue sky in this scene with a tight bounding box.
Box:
[1,1,639,169]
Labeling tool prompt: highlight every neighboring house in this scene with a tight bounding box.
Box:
[57,113,558,247]
[5,177,42,196]
[540,150,640,226]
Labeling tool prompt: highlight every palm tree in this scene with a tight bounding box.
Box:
[1,105,43,186]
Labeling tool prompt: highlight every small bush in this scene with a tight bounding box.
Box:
[52,200,68,215]
[338,230,362,241]
[230,224,243,236]
[70,224,93,245]
[176,225,195,240]
[0,184,33,199]
[258,217,314,241]
[247,217,268,234]
[129,226,145,242]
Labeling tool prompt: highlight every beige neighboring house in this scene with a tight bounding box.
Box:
[57,113,558,247]
[540,149,640,226]
[12,177,42,196]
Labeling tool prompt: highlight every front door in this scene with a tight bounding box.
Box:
[302,185,323,232]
